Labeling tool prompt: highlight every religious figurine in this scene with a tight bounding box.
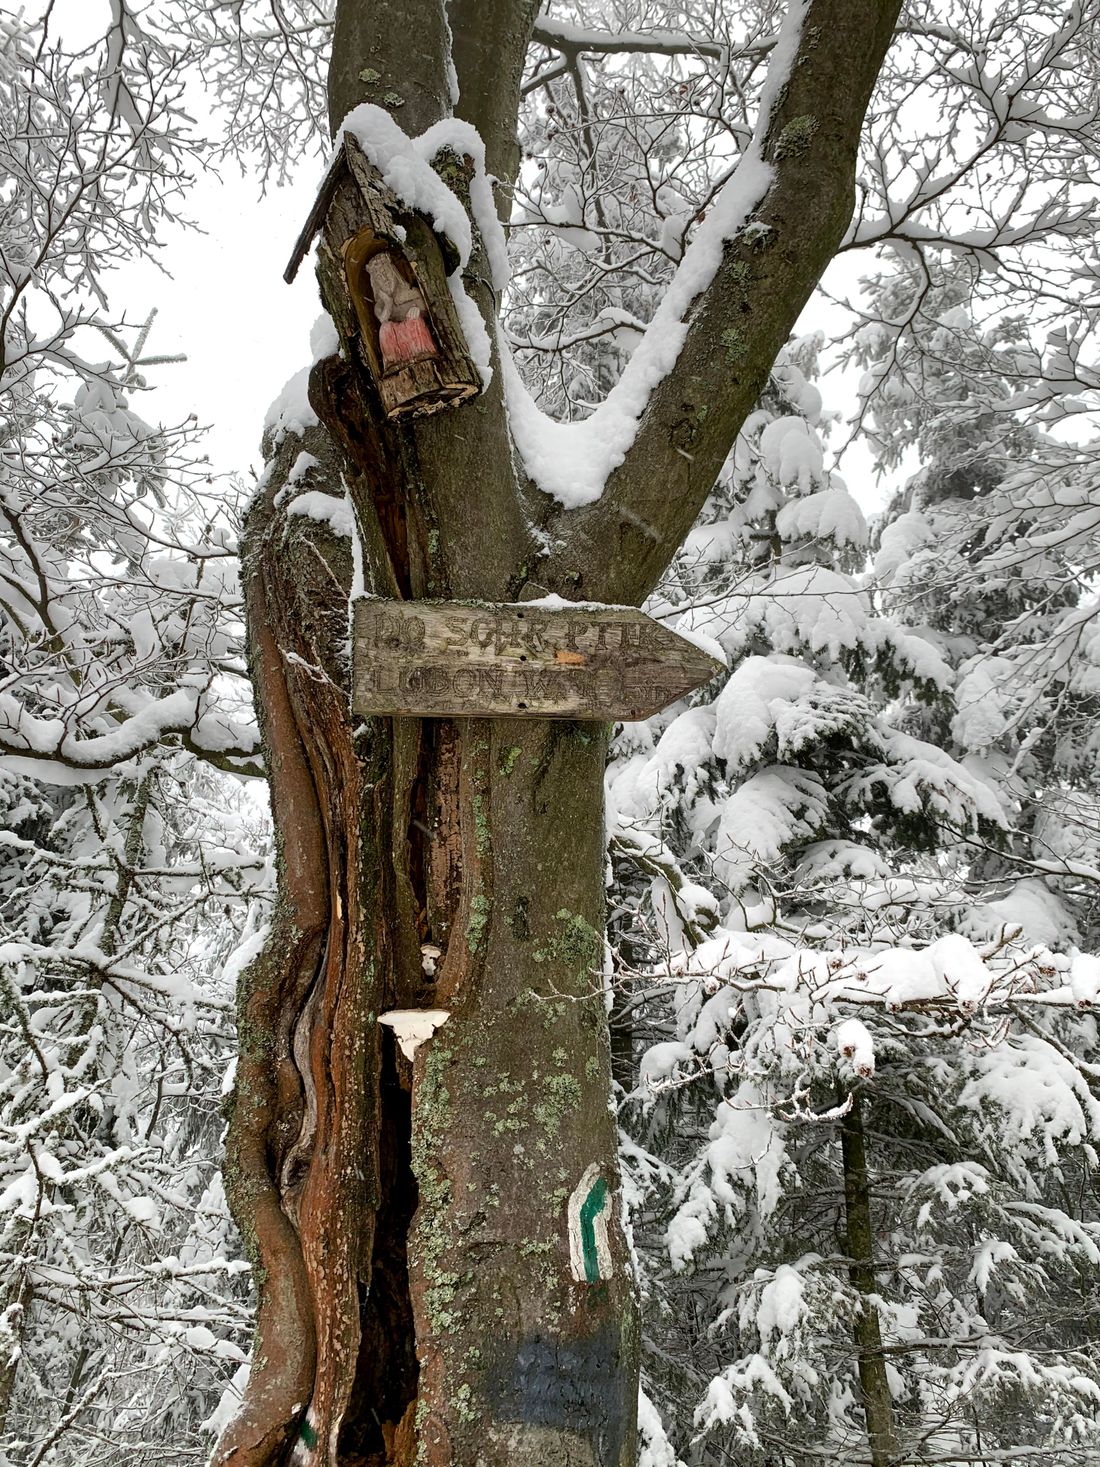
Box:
[286,132,480,418]
[366,252,438,370]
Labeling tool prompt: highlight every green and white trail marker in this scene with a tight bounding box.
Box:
[568,1163,613,1283]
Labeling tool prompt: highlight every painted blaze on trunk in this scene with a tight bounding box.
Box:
[215,2,903,1463]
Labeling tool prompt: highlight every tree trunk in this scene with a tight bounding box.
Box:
[215,412,637,1467]
[0,1245,32,1436]
[840,1091,899,1467]
[213,1,903,1462]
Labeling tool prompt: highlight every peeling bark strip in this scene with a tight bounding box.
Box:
[352,599,723,720]
[219,0,905,1463]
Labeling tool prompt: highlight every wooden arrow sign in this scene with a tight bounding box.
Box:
[351,599,723,722]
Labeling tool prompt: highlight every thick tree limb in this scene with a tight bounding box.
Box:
[524,14,774,95]
[537,0,902,606]
[327,0,451,136]
[532,16,736,62]
[450,0,541,184]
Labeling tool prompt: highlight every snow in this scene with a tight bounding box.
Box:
[879,623,954,689]
[416,118,510,290]
[534,17,726,55]
[222,926,269,994]
[183,1324,219,1351]
[442,7,460,107]
[607,707,715,830]
[666,1084,789,1270]
[378,1008,450,1061]
[775,486,867,547]
[853,730,1006,831]
[714,767,829,893]
[338,106,473,266]
[758,415,824,490]
[668,616,727,668]
[874,508,934,580]
[834,1018,875,1077]
[200,1363,250,1438]
[754,1264,808,1352]
[263,364,318,445]
[639,1040,695,1094]
[0,685,215,782]
[960,1034,1100,1154]
[500,0,813,508]
[969,1238,1018,1293]
[637,1387,682,1467]
[655,924,1089,1023]
[678,564,882,667]
[523,592,630,611]
[697,1355,794,1434]
[713,656,816,769]
[951,658,1012,750]
[448,274,492,382]
[1068,950,1100,1006]
[762,566,874,659]
[286,491,355,537]
[124,1193,161,1225]
[310,310,339,360]
[288,451,317,486]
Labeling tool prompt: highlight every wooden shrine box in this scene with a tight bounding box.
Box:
[285,133,481,421]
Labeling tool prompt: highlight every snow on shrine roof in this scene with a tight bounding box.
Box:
[284,111,476,285]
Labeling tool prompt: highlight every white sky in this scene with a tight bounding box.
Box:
[40,0,322,488]
[122,165,323,486]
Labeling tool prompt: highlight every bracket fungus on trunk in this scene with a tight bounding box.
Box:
[286,132,481,421]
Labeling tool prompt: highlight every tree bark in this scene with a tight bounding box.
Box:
[841,1092,900,1467]
[215,2,903,1464]
[216,415,637,1467]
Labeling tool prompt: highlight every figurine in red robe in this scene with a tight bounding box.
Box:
[366,252,439,369]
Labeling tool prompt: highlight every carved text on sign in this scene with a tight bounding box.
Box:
[351,600,723,722]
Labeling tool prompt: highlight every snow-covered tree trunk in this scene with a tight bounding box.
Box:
[840,1092,898,1467]
[214,2,902,1463]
